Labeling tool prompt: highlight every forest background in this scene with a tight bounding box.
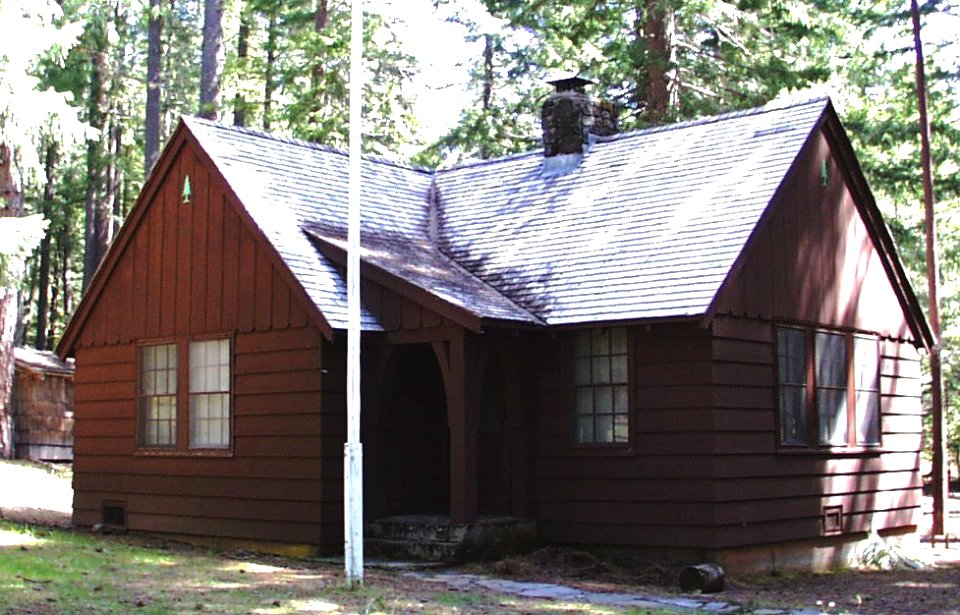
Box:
[0,0,957,459]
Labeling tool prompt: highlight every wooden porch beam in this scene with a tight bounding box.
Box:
[434,330,479,523]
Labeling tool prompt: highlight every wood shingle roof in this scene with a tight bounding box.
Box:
[179,97,877,331]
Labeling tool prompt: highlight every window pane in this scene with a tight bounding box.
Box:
[592,330,609,355]
[143,370,156,395]
[856,391,881,445]
[595,386,613,413]
[777,327,806,385]
[611,328,627,354]
[575,388,593,415]
[143,347,156,371]
[575,417,594,443]
[815,332,846,388]
[191,393,230,448]
[611,355,627,383]
[613,414,629,442]
[855,337,879,390]
[818,389,848,445]
[595,415,614,443]
[190,339,229,393]
[574,330,590,357]
[574,357,591,385]
[614,386,629,412]
[779,386,806,445]
[592,357,610,384]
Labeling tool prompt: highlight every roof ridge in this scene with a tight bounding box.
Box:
[432,96,830,171]
[594,96,831,144]
[182,116,433,174]
[435,149,542,173]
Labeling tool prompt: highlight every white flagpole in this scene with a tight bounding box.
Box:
[344,0,364,588]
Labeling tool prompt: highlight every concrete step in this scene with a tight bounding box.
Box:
[367,515,468,544]
[365,515,538,563]
[366,537,462,563]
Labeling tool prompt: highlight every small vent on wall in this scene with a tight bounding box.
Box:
[101,501,127,528]
[822,505,843,536]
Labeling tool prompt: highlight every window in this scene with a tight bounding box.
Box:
[190,339,231,448]
[816,331,848,446]
[777,327,807,445]
[776,326,880,448]
[139,344,178,447]
[573,327,629,444]
[854,336,881,446]
[138,338,231,451]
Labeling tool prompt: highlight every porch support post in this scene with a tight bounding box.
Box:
[437,330,479,523]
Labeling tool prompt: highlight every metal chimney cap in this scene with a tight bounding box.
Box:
[547,75,594,93]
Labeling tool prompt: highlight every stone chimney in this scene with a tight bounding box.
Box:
[541,76,618,158]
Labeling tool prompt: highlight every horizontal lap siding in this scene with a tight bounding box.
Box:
[709,316,922,548]
[530,321,717,548]
[72,141,334,548]
[72,329,333,546]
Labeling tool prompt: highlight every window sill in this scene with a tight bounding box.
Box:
[568,443,635,457]
[776,445,884,456]
[135,448,233,458]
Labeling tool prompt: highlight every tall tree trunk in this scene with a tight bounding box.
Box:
[83,24,112,292]
[145,0,163,173]
[311,0,329,89]
[60,235,73,329]
[110,116,123,236]
[0,144,23,217]
[0,142,23,458]
[47,278,60,347]
[635,0,674,125]
[306,0,330,129]
[0,285,16,459]
[480,34,494,160]
[264,12,278,131]
[35,142,59,351]
[233,12,251,127]
[200,0,225,119]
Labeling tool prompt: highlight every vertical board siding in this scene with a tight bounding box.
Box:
[714,130,914,342]
[361,280,448,334]
[709,315,922,548]
[71,140,337,548]
[79,144,308,345]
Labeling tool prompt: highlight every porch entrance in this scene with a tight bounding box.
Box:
[374,344,449,517]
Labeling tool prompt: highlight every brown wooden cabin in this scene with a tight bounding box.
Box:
[12,347,74,461]
[58,89,931,572]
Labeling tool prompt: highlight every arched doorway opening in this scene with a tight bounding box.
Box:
[374,344,449,517]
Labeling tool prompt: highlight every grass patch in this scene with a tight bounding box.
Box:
[0,521,362,614]
[0,521,661,614]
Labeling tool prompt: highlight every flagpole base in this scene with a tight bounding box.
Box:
[344,441,364,587]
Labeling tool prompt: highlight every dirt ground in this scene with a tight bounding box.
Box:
[2,460,959,614]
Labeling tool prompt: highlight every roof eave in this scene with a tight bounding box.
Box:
[308,233,487,334]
